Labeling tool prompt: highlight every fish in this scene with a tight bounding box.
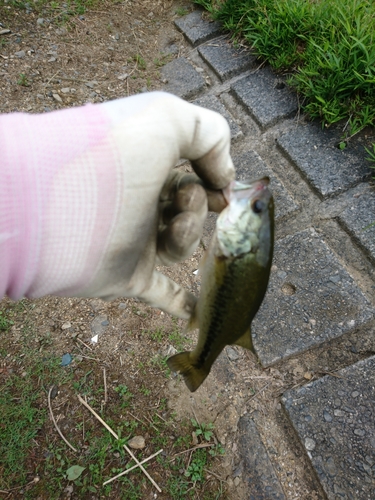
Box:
[167,177,274,392]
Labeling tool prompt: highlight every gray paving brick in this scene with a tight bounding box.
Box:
[174,11,222,47]
[234,150,298,220]
[161,57,205,99]
[238,416,286,499]
[231,67,298,129]
[338,185,375,263]
[252,228,375,366]
[193,94,242,141]
[282,356,375,500]
[198,40,256,81]
[277,123,371,198]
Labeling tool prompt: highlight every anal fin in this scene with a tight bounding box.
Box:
[186,301,199,332]
[233,328,256,355]
[167,351,209,392]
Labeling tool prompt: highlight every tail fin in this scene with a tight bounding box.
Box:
[167,352,209,392]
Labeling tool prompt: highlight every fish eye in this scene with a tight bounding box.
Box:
[252,199,264,213]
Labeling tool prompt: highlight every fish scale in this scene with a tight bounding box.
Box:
[167,178,274,392]
[197,260,237,367]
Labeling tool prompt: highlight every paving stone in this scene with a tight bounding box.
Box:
[161,57,205,99]
[231,67,298,129]
[193,94,242,140]
[174,11,222,47]
[282,356,375,500]
[252,228,375,366]
[234,150,298,220]
[238,416,286,499]
[198,40,256,81]
[277,123,371,198]
[337,185,375,263]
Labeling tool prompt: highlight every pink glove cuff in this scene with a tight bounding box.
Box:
[0,104,116,299]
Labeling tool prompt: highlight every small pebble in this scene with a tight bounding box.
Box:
[61,322,72,330]
[61,353,73,366]
[354,428,365,437]
[128,436,145,449]
[15,50,25,58]
[305,438,316,451]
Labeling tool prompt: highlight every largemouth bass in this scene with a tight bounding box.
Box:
[167,177,274,392]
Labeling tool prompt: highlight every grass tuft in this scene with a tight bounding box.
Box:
[194,0,375,146]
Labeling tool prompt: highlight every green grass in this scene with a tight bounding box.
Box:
[0,310,13,330]
[0,355,68,489]
[175,7,189,17]
[0,342,225,498]
[195,0,375,159]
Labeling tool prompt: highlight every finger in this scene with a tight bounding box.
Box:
[175,99,235,189]
[162,182,207,223]
[158,211,204,265]
[137,270,197,319]
[206,188,227,213]
[161,170,227,216]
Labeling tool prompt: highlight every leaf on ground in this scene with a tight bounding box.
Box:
[66,465,85,481]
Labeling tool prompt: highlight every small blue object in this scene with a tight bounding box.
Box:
[61,353,73,366]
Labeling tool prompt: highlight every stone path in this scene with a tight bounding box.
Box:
[161,9,375,500]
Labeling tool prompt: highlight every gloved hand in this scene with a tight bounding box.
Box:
[0,92,234,318]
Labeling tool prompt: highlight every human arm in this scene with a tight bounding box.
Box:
[0,91,234,318]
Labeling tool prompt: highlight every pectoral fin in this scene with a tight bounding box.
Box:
[233,328,256,354]
[167,352,209,392]
[186,301,199,332]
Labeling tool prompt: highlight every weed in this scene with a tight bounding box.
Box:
[185,448,207,482]
[366,143,375,171]
[154,53,173,67]
[151,354,171,377]
[168,327,188,350]
[114,383,132,397]
[17,73,29,86]
[0,353,70,489]
[195,0,375,150]
[191,418,214,441]
[114,384,133,407]
[133,53,146,70]
[209,443,225,457]
[175,7,189,16]
[140,385,151,396]
[0,310,13,330]
[147,327,164,342]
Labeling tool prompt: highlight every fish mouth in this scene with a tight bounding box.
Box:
[223,177,270,204]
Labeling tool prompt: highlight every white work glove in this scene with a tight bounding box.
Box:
[1,92,234,318]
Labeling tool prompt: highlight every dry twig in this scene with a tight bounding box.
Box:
[76,337,93,351]
[203,468,225,482]
[173,442,214,457]
[77,395,162,492]
[103,367,107,404]
[245,382,271,404]
[103,449,163,486]
[48,387,77,452]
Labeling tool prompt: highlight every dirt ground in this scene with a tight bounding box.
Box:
[1,1,365,499]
